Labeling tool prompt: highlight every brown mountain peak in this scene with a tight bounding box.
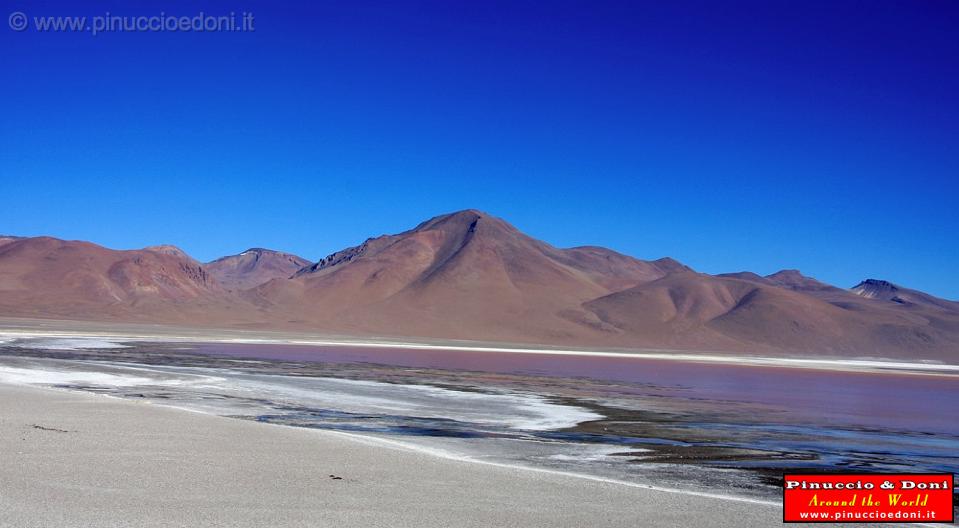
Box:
[852,278,897,293]
[652,257,691,274]
[767,269,805,280]
[410,209,515,239]
[206,248,311,290]
[145,244,196,263]
[850,278,958,312]
[765,269,836,292]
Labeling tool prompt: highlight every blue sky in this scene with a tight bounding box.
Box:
[1,1,957,299]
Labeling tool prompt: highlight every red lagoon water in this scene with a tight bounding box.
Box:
[193,342,959,436]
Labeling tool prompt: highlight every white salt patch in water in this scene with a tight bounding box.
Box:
[546,444,644,462]
[0,358,600,431]
[0,365,155,387]
[0,363,225,389]
[9,337,130,350]
[220,373,602,430]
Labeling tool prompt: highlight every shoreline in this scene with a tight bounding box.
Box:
[1,337,933,527]
[0,368,777,507]
[0,381,790,527]
[1,318,957,377]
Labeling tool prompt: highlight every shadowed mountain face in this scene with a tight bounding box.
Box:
[206,249,312,290]
[851,279,959,311]
[1,211,957,361]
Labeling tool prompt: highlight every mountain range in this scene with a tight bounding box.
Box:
[1,210,956,361]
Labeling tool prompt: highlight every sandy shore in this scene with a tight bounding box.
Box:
[0,383,793,528]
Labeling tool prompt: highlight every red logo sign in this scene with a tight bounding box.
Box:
[783,473,954,523]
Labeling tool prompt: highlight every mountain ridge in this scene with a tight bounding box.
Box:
[1,210,956,361]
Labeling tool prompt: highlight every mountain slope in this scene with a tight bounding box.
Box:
[249,210,681,342]
[583,271,959,358]
[207,249,312,290]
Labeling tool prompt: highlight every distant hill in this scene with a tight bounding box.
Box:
[0,236,250,324]
[206,249,311,290]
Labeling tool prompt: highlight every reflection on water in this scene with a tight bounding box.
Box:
[1,337,957,502]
